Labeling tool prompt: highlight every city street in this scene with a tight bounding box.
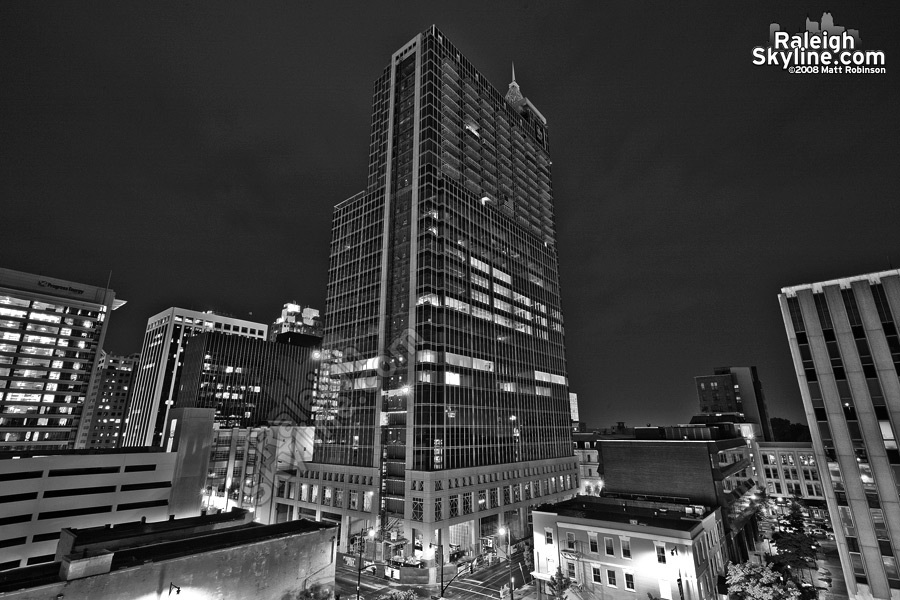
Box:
[335,553,534,600]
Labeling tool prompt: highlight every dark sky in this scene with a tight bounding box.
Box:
[3,2,899,429]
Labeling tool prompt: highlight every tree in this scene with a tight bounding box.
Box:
[547,567,572,600]
[770,498,816,577]
[727,562,800,600]
[769,418,811,443]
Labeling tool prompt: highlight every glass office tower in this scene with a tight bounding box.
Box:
[280,26,578,561]
[780,270,900,600]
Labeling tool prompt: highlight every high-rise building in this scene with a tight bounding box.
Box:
[269,302,323,341]
[177,331,320,429]
[79,351,139,449]
[0,267,124,451]
[122,308,267,448]
[779,269,900,600]
[695,366,773,441]
[282,26,578,563]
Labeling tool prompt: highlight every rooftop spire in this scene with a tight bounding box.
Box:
[505,61,523,104]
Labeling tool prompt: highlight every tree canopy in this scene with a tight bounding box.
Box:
[727,562,800,600]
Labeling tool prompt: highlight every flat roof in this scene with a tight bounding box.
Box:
[534,497,713,532]
[781,269,900,295]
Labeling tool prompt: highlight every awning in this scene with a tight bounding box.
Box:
[532,571,551,582]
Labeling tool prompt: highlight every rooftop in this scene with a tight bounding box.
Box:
[781,268,900,295]
[534,496,715,532]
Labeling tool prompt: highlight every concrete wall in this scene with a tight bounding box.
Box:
[3,525,337,600]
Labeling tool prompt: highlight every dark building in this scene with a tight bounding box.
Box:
[695,366,773,441]
[177,331,320,428]
[286,25,578,561]
[591,426,759,564]
[779,270,900,600]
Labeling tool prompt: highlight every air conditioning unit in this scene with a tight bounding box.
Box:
[390,530,399,541]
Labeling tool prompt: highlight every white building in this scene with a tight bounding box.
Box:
[533,496,727,600]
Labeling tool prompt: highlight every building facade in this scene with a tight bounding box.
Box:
[0,407,213,571]
[592,430,759,564]
[79,352,138,449]
[695,366,773,441]
[755,441,827,514]
[202,423,315,519]
[779,270,900,600]
[177,331,320,429]
[122,307,267,448]
[286,26,578,562]
[0,267,124,451]
[533,496,727,600]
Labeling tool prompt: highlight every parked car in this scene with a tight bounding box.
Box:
[809,528,827,537]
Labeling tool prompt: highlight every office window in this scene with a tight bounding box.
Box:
[625,573,635,591]
[657,545,667,564]
[607,570,617,587]
[592,566,602,583]
[621,537,631,558]
[567,561,576,579]
[605,537,614,556]
[589,533,599,553]
[545,529,553,544]
[566,532,576,550]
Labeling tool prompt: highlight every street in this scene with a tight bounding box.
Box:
[335,553,534,600]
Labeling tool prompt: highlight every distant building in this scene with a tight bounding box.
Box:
[0,266,125,451]
[572,431,604,496]
[0,508,337,600]
[755,441,827,518]
[79,352,139,449]
[176,331,320,429]
[202,423,315,519]
[779,269,900,600]
[695,366,773,441]
[122,307,267,448]
[0,407,213,571]
[569,392,580,423]
[532,496,726,600]
[269,302,323,341]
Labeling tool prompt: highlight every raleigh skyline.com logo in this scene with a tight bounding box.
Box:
[752,12,886,74]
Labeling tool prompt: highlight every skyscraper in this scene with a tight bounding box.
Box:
[0,267,124,451]
[277,26,578,561]
[79,351,139,448]
[695,366,773,441]
[779,270,900,600]
[122,307,267,447]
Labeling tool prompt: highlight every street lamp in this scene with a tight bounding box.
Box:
[356,528,376,600]
[499,527,515,600]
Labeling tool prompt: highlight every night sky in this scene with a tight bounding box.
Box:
[3,2,898,429]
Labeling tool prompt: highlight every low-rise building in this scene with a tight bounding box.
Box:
[0,407,212,571]
[533,496,727,600]
[0,508,337,599]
